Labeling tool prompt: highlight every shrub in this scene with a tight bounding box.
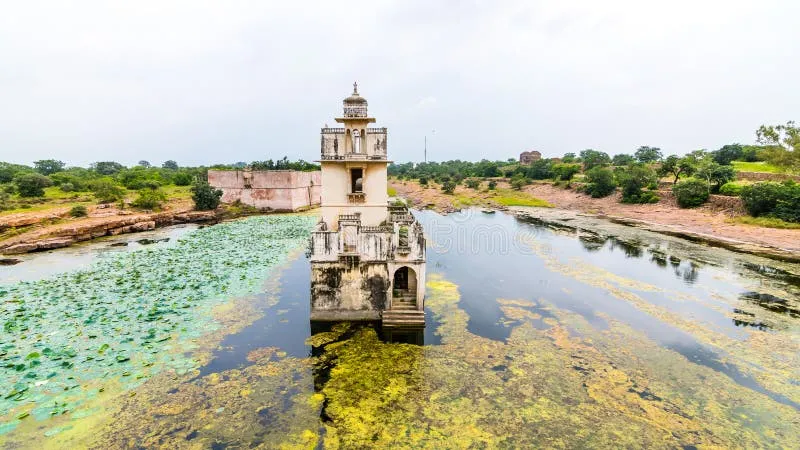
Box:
[59,182,76,192]
[487,180,497,190]
[0,190,10,210]
[173,171,194,186]
[774,184,800,223]
[616,164,659,204]
[551,163,581,181]
[740,182,784,217]
[90,178,127,204]
[441,180,456,194]
[464,179,480,189]
[191,181,223,210]
[672,178,709,207]
[583,167,616,198]
[14,173,53,197]
[718,182,744,196]
[776,181,799,219]
[131,188,167,210]
[418,176,428,186]
[740,181,800,223]
[69,205,88,217]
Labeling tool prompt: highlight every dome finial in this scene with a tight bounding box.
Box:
[353,81,358,95]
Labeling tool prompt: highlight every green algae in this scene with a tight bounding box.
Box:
[311,274,799,448]
[0,215,316,436]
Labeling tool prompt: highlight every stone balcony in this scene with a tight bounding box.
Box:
[347,192,366,204]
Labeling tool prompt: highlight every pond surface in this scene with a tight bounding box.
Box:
[1,210,798,448]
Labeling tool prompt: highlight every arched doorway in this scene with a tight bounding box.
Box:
[392,266,417,307]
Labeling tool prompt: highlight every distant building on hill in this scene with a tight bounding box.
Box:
[519,150,542,165]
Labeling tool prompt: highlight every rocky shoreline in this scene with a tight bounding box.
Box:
[505,207,800,264]
[0,210,218,255]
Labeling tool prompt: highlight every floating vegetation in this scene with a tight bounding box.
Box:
[0,215,316,435]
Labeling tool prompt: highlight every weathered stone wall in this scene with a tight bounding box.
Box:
[310,261,389,321]
[207,170,321,211]
[736,171,800,182]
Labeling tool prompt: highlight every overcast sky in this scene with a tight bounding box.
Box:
[1,1,798,167]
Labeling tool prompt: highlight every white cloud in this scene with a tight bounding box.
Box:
[0,0,797,165]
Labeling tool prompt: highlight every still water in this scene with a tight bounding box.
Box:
[1,210,798,448]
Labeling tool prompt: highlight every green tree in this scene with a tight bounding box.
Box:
[611,154,635,166]
[712,144,743,165]
[173,171,194,186]
[583,167,616,198]
[562,152,576,163]
[90,178,126,203]
[138,160,151,168]
[616,163,659,203]
[756,121,799,171]
[695,158,735,193]
[0,162,33,183]
[579,149,611,170]
[191,181,223,210]
[464,179,480,189]
[487,180,497,190]
[658,154,697,183]
[91,161,125,175]
[524,159,553,180]
[132,188,167,210]
[634,146,663,163]
[33,159,65,175]
[551,163,581,181]
[14,173,53,197]
[162,160,179,170]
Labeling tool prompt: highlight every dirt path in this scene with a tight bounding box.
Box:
[390,179,800,259]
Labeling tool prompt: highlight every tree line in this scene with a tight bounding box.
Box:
[389,121,799,223]
[0,158,319,212]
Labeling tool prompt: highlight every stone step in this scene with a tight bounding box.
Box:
[384,310,424,316]
[390,304,417,310]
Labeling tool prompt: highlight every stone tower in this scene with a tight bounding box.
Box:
[319,82,389,230]
[309,83,426,329]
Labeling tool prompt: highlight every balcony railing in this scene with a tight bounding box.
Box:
[347,192,365,204]
[320,152,387,161]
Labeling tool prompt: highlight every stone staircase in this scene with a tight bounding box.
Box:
[382,296,425,328]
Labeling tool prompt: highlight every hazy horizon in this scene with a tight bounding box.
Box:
[1,1,797,167]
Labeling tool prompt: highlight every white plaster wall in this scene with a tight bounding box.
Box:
[320,162,388,229]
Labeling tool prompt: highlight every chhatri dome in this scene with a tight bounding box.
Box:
[343,82,368,104]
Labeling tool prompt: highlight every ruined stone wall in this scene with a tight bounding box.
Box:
[310,261,389,321]
[207,170,321,211]
[736,171,800,182]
